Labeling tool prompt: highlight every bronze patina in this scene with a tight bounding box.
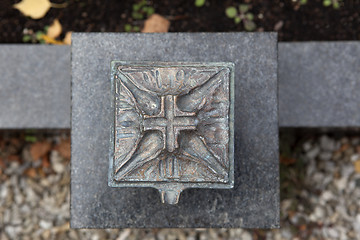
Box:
[109,61,235,204]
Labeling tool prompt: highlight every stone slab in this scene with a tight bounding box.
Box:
[1,42,359,129]
[0,45,70,129]
[71,33,279,228]
[279,42,360,127]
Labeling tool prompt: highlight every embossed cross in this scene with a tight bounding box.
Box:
[143,95,198,152]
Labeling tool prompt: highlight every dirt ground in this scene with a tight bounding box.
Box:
[1,0,359,43]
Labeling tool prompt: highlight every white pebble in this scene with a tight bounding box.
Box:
[39,220,53,229]
[240,231,252,240]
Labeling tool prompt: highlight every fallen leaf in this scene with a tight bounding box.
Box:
[142,14,170,33]
[0,157,5,169]
[299,224,307,231]
[354,160,360,173]
[42,155,50,169]
[63,31,72,45]
[14,0,51,19]
[25,168,37,178]
[280,156,296,165]
[274,20,284,31]
[46,19,62,39]
[30,141,52,161]
[41,35,65,45]
[55,139,71,159]
[339,143,350,152]
[8,155,20,162]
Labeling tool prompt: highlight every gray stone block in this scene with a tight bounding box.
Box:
[279,42,360,127]
[0,45,70,129]
[1,42,359,129]
[71,33,279,228]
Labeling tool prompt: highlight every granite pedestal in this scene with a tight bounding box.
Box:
[1,42,359,129]
[279,42,360,127]
[0,45,70,129]
[71,33,279,228]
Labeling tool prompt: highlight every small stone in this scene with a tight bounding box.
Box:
[51,151,65,174]
[307,146,320,159]
[281,199,292,218]
[353,214,360,233]
[319,151,332,161]
[281,228,293,239]
[320,135,336,151]
[320,190,334,202]
[0,232,9,240]
[240,231,252,240]
[4,225,21,239]
[350,154,359,162]
[39,220,53,229]
[334,177,347,191]
[355,178,360,187]
[41,230,51,239]
[314,206,326,219]
[303,141,312,151]
[325,228,339,239]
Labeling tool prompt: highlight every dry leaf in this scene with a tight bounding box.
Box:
[280,156,296,165]
[30,141,52,161]
[0,157,5,169]
[14,0,51,19]
[142,14,170,33]
[47,19,62,38]
[55,139,71,159]
[41,35,65,45]
[8,155,20,162]
[354,160,360,173]
[25,168,37,178]
[42,155,51,169]
[63,31,72,45]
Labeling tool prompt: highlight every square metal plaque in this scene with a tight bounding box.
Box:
[109,62,235,204]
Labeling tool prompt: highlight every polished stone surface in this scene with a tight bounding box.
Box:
[1,42,359,129]
[0,45,70,129]
[71,33,279,228]
[279,42,360,127]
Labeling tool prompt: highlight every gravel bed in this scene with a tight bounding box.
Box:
[1,132,360,239]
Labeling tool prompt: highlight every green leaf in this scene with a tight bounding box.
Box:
[239,4,249,13]
[244,20,256,31]
[225,7,237,18]
[246,13,254,21]
[139,0,147,6]
[133,4,141,11]
[323,0,332,7]
[43,25,49,33]
[234,17,241,24]
[300,0,307,5]
[333,1,340,8]
[195,0,206,7]
[25,135,37,142]
[22,35,31,42]
[146,7,155,16]
[132,12,143,19]
[133,26,140,32]
[124,24,132,32]
[35,31,44,40]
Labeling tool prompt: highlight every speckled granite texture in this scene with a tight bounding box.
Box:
[279,42,360,127]
[71,33,279,228]
[0,45,70,129]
